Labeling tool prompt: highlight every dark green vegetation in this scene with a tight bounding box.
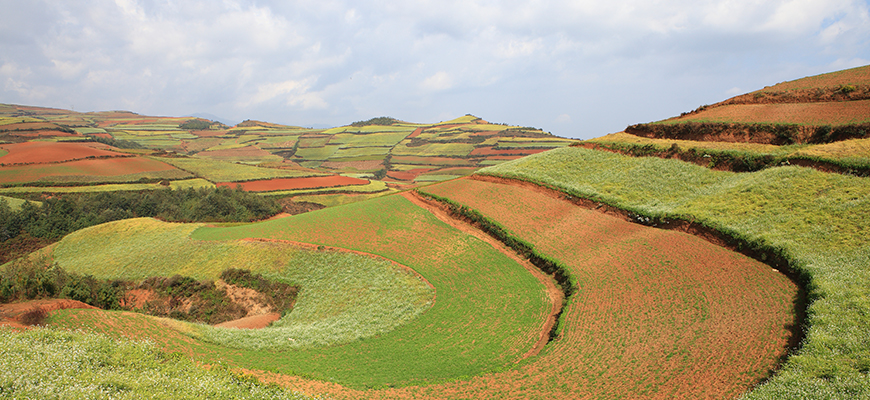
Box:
[480,147,870,399]
[0,186,281,264]
[0,257,298,325]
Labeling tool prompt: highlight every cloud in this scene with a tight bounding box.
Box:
[0,0,867,138]
[421,71,454,92]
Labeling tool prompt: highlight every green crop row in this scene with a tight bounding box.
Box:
[479,146,870,399]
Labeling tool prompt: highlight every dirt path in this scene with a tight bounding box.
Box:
[400,191,563,360]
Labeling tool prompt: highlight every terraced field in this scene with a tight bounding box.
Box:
[43,194,551,389]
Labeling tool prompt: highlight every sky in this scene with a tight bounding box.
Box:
[1,1,868,139]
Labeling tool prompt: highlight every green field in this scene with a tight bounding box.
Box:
[50,217,434,351]
[154,157,326,182]
[479,146,870,399]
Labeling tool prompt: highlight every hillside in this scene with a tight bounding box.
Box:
[583,65,870,175]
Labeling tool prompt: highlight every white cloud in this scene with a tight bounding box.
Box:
[421,71,454,91]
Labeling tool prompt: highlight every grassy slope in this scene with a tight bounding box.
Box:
[190,195,548,387]
[49,218,434,351]
[47,195,548,388]
[479,147,870,398]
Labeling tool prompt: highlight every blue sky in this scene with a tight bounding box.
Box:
[1,0,868,139]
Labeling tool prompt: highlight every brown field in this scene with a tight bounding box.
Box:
[386,168,433,181]
[668,100,870,126]
[397,177,800,400]
[757,65,870,92]
[0,141,125,165]
[0,157,186,183]
[216,175,369,192]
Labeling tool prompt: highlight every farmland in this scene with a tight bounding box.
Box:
[2,64,869,399]
[39,194,551,389]
[479,146,870,399]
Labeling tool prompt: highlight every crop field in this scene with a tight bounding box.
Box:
[194,145,284,164]
[0,141,126,165]
[660,100,870,126]
[419,176,798,398]
[255,180,388,197]
[586,131,870,170]
[39,194,550,389]
[294,145,340,160]
[479,146,870,399]
[329,131,413,146]
[48,217,435,350]
[154,157,327,182]
[751,64,870,93]
[0,178,215,194]
[216,176,370,192]
[292,191,394,208]
[392,142,475,157]
[0,157,192,184]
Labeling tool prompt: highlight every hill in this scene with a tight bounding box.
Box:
[583,65,870,175]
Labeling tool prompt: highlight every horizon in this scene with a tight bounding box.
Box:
[2,1,869,139]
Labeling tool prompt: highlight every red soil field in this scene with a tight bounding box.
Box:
[406,127,424,139]
[401,177,799,400]
[217,175,369,192]
[0,141,125,165]
[671,100,870,126]
[386,168,433,181]
[0,122,59,131]
[0,157,185,183]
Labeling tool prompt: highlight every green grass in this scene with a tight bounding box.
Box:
[154,157,325,182]
[0,179,213,194]
[479,146,870,399]
[292,191,396,208]
[49,217,434,351]
[0,327,315,400]
[110,194,547,388]
[293,145,339,160]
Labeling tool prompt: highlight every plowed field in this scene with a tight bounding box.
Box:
[0,157,188,183]
[0,141,125,165]
[669,100,870,126]
[396,177,799,400]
